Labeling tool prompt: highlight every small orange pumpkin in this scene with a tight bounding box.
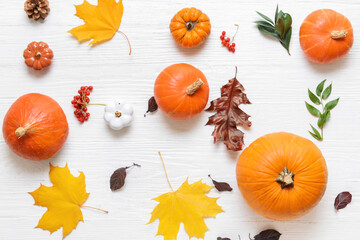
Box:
[236,132,328,221]
[299,9,353,64]
[154,63,209,120]
[170,7,211,48]
[3,93,69,161]
[23,41,53,70]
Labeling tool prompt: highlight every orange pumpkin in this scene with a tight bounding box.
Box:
[236,132,328,221]
[23,41,53,70]
[170,7,211,48]
[299,9,353,64]
[154,63,209,120]
[3,93,69,161]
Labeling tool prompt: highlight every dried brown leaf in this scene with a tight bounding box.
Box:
[110,163,140,191]
[250,229,281,240]
[144,96,158,117]
[209,175,233,192]
[334,191,352,210]
[206,67,251,151]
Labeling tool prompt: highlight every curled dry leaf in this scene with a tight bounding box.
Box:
[206,67,251,151]
[334,191,352,210]
[217,237,231,240]
[209,174,233,192]
[250,229,281,240]
[144,96,158,117]
[110,163,141,191]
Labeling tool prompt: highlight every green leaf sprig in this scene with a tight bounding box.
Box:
[255,5,292,55]
[306,79,340,141]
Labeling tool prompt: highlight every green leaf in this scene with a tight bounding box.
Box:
[280,27,292,55]
[310,124,322,139]
[254,20,275,29]
[256,11,274,25]
[275,17,285,37]
[309,130,322,141]
[305,102,321,117]
[316,79,326,96]
[322,84,332,99]
[308,89,321,105]
[275,5,279,23]
[257,25,280,39]
[324,98,340,111]
[318,111,331,128]
[282,13,292,37]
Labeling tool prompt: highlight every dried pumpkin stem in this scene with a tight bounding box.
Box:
[275,166,294,189]
[34,52,41,60]
[158,152,174,192]
[15,127,27,138]
[81,205,109,214]
[185,21,196,31]
[117,30,132,55]
[186,79,204,96]
[331,30,347,39]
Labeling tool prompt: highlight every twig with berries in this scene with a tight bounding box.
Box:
[71,86,106,123]
[220,24,239,53]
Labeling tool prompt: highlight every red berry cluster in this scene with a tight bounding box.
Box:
[71,86,93,123]
[220,31,236,53]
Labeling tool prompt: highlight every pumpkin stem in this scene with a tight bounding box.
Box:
[186,79,204,96]
[185,21,196,31]
[115,111,122,118]
[34,52,41,60]
[15,127,27,138]
[276,166,294,189]
[331,30,348,39]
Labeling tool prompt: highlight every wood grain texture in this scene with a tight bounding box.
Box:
[0,0,360,239]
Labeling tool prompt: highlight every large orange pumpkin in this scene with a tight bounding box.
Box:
[170,7,211,48]
[154,63,209,120]
[3,93,69,161]
[236,132,328,221]
[299,9,353,64]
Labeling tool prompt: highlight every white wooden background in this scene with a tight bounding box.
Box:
[0,0,359,239]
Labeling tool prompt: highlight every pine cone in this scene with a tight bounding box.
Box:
[24,0,50,21]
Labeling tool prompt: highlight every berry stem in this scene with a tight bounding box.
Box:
[232,24,239,43]
[86,103,106,106]
[117,30,132,55]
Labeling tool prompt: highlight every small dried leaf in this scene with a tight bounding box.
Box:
[335,191,352,210]
[209,175,233,192]
[251,229,281,240]
[217,237,231,240]
[110,163,140,191]
[144,96,158,117]
[110,168,127,191]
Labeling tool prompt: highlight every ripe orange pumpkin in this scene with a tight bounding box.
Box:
[23,41,53,70]
[154,63,209,120]
[236,132,328,221]
[170,7,211,48]
[3,93,69,161]
[299,9,353,64]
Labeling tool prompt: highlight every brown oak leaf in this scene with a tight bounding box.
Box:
[206,67,251,151]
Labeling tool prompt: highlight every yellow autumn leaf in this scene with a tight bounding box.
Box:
[68,0,124,46]
[29,164,90,239]
[148,153,224,240]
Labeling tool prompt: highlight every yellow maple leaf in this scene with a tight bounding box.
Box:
[148,153,224,240]
[29,164,90,239]
[68,0,124,46]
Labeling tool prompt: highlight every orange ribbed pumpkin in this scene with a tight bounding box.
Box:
[154,63,209,120]
[236,132,328,221]
[3,93,69,161]
[299,9,353,64]
[170,7,211,48]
